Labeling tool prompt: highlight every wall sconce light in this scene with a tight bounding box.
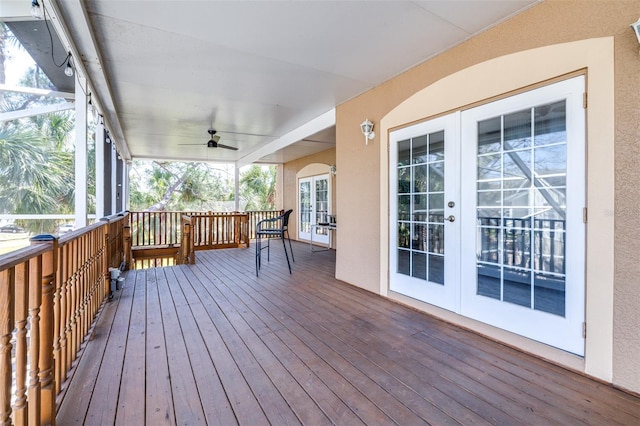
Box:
[360,119,375,145]
[330,164,336,175]
[631,18,640,45]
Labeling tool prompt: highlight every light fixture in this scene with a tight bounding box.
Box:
[330,164,336,175]
[88,93,98,124]
[360,119,375,145]
[30,0,44,19]
[631,17,640,45]
[64,54,74,77]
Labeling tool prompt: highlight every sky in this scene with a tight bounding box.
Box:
[5,31,37,85]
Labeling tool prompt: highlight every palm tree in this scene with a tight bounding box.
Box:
[0,24,77,233]
[130,160,234,212]
[240,165,276,210]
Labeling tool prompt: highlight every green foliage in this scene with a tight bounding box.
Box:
[0,24,95,234]
[129,160,236,212]
[129,162,278,212]
[240,165,276,211]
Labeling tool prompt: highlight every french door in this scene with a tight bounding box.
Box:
[390,76,586,355]
[298,174,330,244]
[389,113,460,311]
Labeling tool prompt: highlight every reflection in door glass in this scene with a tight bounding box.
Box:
[396,131,445,284]
[476,100,567,316]
[299,181,311,234]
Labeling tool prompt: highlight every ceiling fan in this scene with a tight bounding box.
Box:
[179,129,238,150]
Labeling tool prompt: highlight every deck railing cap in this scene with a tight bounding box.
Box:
[30,234,58,242]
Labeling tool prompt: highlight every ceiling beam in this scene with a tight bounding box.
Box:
[236,109,336,168]
[0,1,32,20]
[0,102,75,122]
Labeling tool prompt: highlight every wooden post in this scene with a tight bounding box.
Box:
[30,235,58,426]
[124,225,132,270]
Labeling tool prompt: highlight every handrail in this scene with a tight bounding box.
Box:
[0,212,129,425]
[127,211,281,269]
[129,210,281,249]
[189,212,250,250]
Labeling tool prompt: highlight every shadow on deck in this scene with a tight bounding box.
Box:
[57,241,640,425]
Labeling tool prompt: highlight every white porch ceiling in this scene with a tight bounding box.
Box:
[9,0,540,164]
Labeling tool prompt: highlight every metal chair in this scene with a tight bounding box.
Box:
[255,209,294,276]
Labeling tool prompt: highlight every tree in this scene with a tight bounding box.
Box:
[0,24,77,233]
[240,165,276,211]
[129,160,235,212]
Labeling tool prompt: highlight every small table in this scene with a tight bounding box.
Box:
[310,224,336,252]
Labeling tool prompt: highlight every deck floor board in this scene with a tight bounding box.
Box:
[57,242,640,425]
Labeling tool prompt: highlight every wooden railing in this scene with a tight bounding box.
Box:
[247,210,284,240]
[189,212,250,250]
[129,211,182,248]
[127,210,280,268]
[0,212,128,425]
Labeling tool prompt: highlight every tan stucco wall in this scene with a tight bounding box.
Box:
[282,148,336,241]
[333,0,640,394]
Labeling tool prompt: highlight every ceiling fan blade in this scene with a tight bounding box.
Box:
[216,143,238,151]
[178,143,206,146]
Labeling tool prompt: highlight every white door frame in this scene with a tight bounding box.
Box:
[389,113,460,312]
[388,76,586,355]
[298,174,330,244]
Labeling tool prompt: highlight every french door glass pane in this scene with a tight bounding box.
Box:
[476,100,567,316]
[396,131,445,284]
[315,178,329,231]
[299,181,311,234]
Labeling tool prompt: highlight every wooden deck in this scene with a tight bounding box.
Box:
[56,241,640,425]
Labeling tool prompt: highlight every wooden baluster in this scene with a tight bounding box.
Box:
[76,237,84,351]
[103,226,110,302]
[27,255,42,424]
[244,214,250,247]
[14,262,29,425]
[59,245,70,383]
[53,243,62,397]
[31,235,58,426]
[65,243,72,369]
[0,268,15,425]
[81,234,89,341]
[70,240,79,363]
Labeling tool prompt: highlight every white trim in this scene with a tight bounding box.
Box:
[389,113,460,312]
[0,102,75,122]
[459,76,586,355]
[95,123,106,218]
[0,84,74,99]
[74,77,88,228]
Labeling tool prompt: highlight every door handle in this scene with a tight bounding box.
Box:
[447,215,455,223]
